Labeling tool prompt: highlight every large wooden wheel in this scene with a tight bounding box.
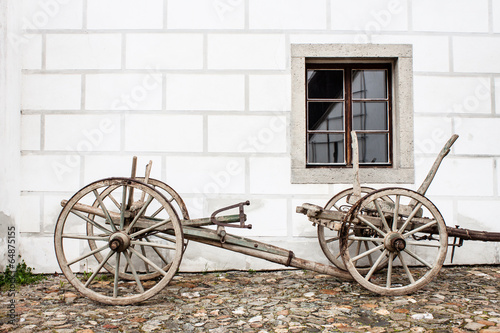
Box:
[54,178,184,305]
[340,188,448,295]
[318,187,392,272]
[86,177,189,281]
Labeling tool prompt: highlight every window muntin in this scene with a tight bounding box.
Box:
[306,64,392,167]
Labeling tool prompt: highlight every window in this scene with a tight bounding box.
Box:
[291,44,414,184]
[306,63,392,166]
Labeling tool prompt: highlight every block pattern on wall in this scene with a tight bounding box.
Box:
[17,0,500,271]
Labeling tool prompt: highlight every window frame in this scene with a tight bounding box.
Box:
[291,44,414,184]
[306,62,393,167]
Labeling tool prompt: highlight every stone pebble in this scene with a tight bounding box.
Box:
[0,266,499,332]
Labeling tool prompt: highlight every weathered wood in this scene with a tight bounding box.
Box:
[140,160,153,202]
[127,156,138,210]
[417,134,459,196]
[340,187,448,296]
[181,226,293,258]
[297,203,431,230]
[54,178,184,306]
[61,200,130,219]
[61,199,241,230]
[184,231,353,281]
[446,227,500,242]
[349,131,362,204]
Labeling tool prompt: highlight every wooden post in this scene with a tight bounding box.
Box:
[349,131,362,204]
[127,156,138,209]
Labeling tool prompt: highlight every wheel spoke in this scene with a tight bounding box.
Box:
[107,193,121,211]
[403,248,433,268]
[93,189,117,232]
[398,202,423,233]
[70,210,112,235]
[393,195,400,231]
[130,219,171,238]
[353,241,363,268]
[325,235,341,243]
[348,236,384,243]
[363,241,374,267]
[85,250,114,288]
[355,240,362,256]
[386,252,394,288]
[357,215,386,237]
[123,250,145,293]
[151,206,164,218]
[113,253,121,298]
[351,243,385,263]
[132,240,177,250]
[145,237,171,266]
[364,249,388,281]
[397,252,415,284]
[152,233,178,244]
[340,238,355,261]
[63,234,108,241]
[128,246,168,277]
[374,200,390,231]
[405,241,442,248]
[402,220,437,238]
[67,244,109,266]
[126,195,155,232]
[123,244,135,273]
[140,245,150,273]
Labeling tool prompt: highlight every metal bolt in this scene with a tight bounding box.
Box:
[110,240,120,251]
[393,239,406,251]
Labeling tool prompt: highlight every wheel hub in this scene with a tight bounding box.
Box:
[108,232,131,253]
[384,232,406,252]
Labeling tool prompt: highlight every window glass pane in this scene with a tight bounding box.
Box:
[352,102,388,131]
[308,133,345,164]
[308,102,344,131]
[352,70,387,99]
[357,133,389,164]
[307,70,344,99]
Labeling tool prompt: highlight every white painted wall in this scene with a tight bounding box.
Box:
[4,0,499,272]
[0,0,21,269]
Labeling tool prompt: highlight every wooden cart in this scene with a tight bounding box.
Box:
[54,133,500,305]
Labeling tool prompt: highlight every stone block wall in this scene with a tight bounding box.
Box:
[7,0,499,271]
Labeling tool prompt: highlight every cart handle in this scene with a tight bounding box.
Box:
[211,201,252,229]
[417,134,459,196]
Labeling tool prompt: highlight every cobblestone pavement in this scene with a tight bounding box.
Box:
[1,265,499,332]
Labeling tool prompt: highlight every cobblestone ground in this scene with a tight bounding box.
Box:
[1,266,499,333]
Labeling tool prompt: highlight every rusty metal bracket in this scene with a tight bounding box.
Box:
[286,251,295,267]
[450,225,464,264]
[211,201,252,229]
[216,225,227,243]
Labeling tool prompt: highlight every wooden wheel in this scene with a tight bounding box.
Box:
[87,178,189,281]
[54,178,184,305]
[340,188,448,295]
[318,187,392,272]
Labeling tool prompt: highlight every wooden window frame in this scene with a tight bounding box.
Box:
[306,63,393,167]
[291,44,414,184]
